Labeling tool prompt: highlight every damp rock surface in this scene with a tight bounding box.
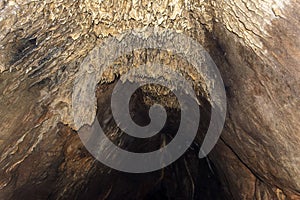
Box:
[0,0,300,199]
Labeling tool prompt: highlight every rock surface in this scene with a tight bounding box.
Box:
[0,0,299,199]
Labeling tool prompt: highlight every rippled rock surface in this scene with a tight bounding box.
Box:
[0,0,299,199]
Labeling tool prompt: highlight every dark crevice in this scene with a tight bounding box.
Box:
[8,37,37,65]
[79,80,226,200]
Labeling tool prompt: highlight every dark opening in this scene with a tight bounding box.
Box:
[76,80,225,200]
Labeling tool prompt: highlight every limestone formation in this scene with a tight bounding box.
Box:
[0,0,299,199]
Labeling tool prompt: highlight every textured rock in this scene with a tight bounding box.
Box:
[0,0,299,199]
[205,0,300,198]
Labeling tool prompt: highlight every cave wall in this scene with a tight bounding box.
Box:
[0,0,299,199]
[203,1,300,198]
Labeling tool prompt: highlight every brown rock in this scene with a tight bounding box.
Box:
[0,0,299,199]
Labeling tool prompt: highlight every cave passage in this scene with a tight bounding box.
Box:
[72,80,225,200]
[1,1,299,199]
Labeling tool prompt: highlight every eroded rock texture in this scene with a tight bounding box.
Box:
[0,0,299,199]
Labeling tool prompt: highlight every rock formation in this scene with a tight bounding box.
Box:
[0,0,299,199]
